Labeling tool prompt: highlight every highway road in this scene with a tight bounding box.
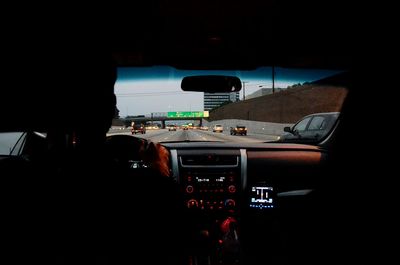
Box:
[108,128,279,143]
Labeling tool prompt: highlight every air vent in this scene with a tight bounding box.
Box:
[180,155,238,166]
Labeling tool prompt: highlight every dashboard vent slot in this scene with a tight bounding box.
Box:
[180,155,238,166]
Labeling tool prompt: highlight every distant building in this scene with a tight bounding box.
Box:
[204,92,240,111]
[246,88,283,100]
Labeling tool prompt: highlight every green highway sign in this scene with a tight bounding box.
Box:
[167,111,209,118]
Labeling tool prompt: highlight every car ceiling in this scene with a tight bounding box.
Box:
[2,1,353,70]
[109,0,353,70]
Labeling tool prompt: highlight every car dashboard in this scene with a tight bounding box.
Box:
[162,142,326,265]
[165,142,324,209]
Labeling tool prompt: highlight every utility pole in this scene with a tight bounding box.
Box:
[242,81,248,100]
[272,65,275,94]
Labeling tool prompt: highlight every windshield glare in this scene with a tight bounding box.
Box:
[108,66,348,144]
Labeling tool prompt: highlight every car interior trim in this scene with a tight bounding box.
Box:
[277,189,313,197]
[240,149,247,190]
[179,156,239,168]
[170,149,179,182]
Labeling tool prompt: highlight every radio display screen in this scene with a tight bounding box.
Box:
[195,176,225,183]
[249,186,274,209]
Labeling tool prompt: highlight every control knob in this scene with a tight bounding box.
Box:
[224,199,236,208]
[187,199,198,209]
[186,185,194,194]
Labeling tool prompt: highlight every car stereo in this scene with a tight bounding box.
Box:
[183,169,239,212]
[178,151,242,213]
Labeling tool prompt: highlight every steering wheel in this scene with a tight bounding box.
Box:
[104,134,148,169]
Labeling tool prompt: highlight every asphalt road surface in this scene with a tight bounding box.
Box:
[108,128,279,143]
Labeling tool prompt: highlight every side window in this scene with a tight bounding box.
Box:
[293,117,311,132]
[308,116,326,130]
[0,132,25,155]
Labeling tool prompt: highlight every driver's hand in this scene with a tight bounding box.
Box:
[140,141,170,177]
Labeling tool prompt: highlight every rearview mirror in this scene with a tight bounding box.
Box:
[181,75,242,92]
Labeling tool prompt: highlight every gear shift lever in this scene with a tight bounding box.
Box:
[220,217,240,264]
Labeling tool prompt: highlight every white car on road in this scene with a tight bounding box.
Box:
[212,124,223,133]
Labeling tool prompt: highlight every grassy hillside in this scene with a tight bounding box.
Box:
[209,81,348,123]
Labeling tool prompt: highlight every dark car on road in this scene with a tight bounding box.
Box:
[131,124,146,134]
[230,125,247,135]
[278,112,339,143]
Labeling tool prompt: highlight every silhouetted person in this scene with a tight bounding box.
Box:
[2,51,186,265]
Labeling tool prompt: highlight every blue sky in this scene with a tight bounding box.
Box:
[115,66,340,117]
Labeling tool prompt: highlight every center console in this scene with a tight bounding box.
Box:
[171,149,246,264]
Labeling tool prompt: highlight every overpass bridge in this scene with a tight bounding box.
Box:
[122,111,209,128]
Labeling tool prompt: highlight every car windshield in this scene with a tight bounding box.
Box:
[108,66,348,144]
